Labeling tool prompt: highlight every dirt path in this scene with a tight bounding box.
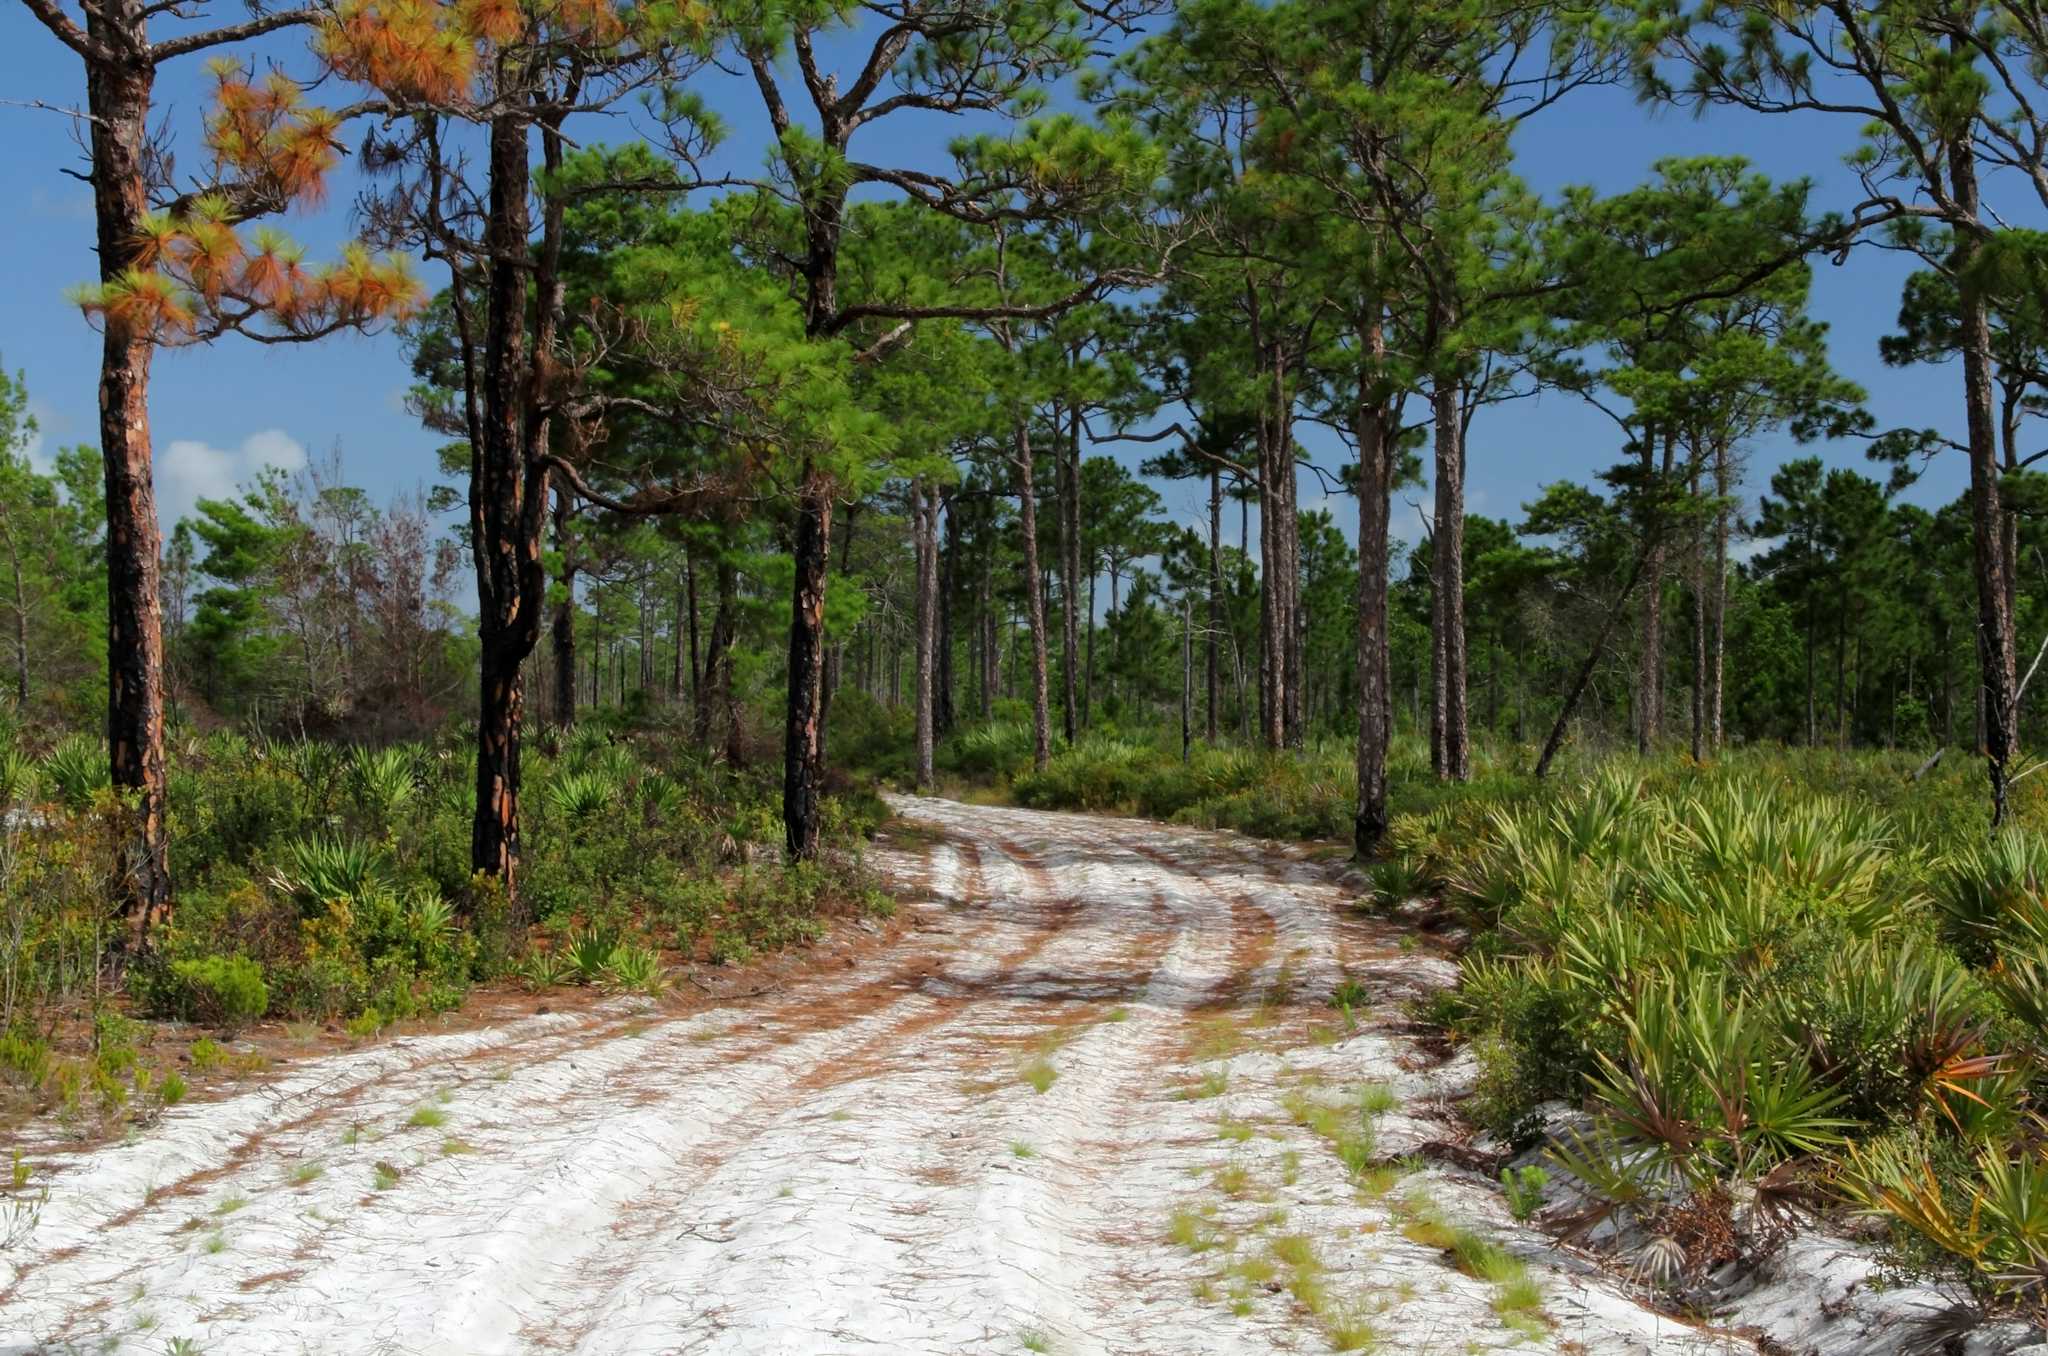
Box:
[1,798,1746,1356]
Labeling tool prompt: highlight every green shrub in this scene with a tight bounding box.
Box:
[153,957,270,1030]
[41,735,107,811]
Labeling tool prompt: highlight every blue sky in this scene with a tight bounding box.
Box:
[0,7,1982,563]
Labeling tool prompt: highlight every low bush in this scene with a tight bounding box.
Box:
[145,956,270,1030]
[1397,749,2048,1308]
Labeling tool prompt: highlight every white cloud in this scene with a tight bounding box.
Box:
[20,400,63,473]
[156,429,308,528]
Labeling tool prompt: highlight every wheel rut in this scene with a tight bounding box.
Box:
[3,798,1752,1356]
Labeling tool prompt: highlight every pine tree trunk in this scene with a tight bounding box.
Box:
[468,109,559,906]
[1637,431,1671,756]
[1015,420,1052,771]
[87,40,171,945]
[1085,568,1096,721]
[936,489,956,738]
[1207,465,1221,743]
[1257,391,1284,750]
[551,493,576,728]
[1353,334,1396,857]
[783,470,831,860]
[912,481,939,789]
[980,540,997,719]
[1954,149,2021,824]
[1690,463,1707,765]
[1430,380,1470,780]
[685,548,700,705]
[696,558,735,750]
[1059,404,1082,743]
[1708,440,1730,750]
[1276,349,1305,749]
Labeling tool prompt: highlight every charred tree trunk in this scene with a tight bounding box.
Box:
[1708,440,1730,751]
[980,535,998,719]
[1954,150,2021,824]
[1015,420,1053,771]
[783,168,850,861]
[86,39,171,944]
[1637,430,1672,756]
[912,480,940,789]
[1690,459,1708,764]
[469,109,559,905]
[696,557,735,749]
[1207,464,1222,743]
[936,489,956,738]
[550,491,576,728]
[1058,403,1083,743]
[1430,380,1470,781]
[1353,332,1397,857]
[685,547,700,706]
[783,470,831,859]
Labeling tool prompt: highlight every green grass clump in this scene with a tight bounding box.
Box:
[1020,1058,1058,1094]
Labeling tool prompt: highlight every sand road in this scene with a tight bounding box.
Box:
[1,797,1745,1356]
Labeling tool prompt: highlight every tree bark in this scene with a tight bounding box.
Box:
[1207,464,1221,743]
[1015,420,1052,771]
[912,480,939,789]
[550,491,576,728]
[1708,439,1729,751]
[1953,149,2021,824]
[1430,380,1470,781]
[1058,402,1083,743]
[936,488,956,738]
[1689,458,1707,764]
[783,469,831,859]
[85,35,172,945]
[980,529,997,719]
[1353,332,1397,857]
[695,556,735,749]
[1637,430,1673,756]
[469,109,558,903]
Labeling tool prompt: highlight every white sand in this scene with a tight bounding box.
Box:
[4,797,1760,1355]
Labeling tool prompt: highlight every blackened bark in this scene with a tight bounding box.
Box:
[1637,431,1673,755]
[936,489,956,738]
[1058,403,1082,743]
[980,536,997,718]
[783,471,831,859]
[469,112,551,902]
[781,156,847,859]
[1207,465,1221,743]
[1708,440,1729,751]
[551,490,576,728]
[1015,420,1052,771]
[684,548,700,706]
[1353,333,1397,857]
[1689,459,1707,764]
[1430,380,1470,781]
[1953,152,2021,824]
[696,557,735,749]
[912,481,939,788]
[87,41,171,944]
